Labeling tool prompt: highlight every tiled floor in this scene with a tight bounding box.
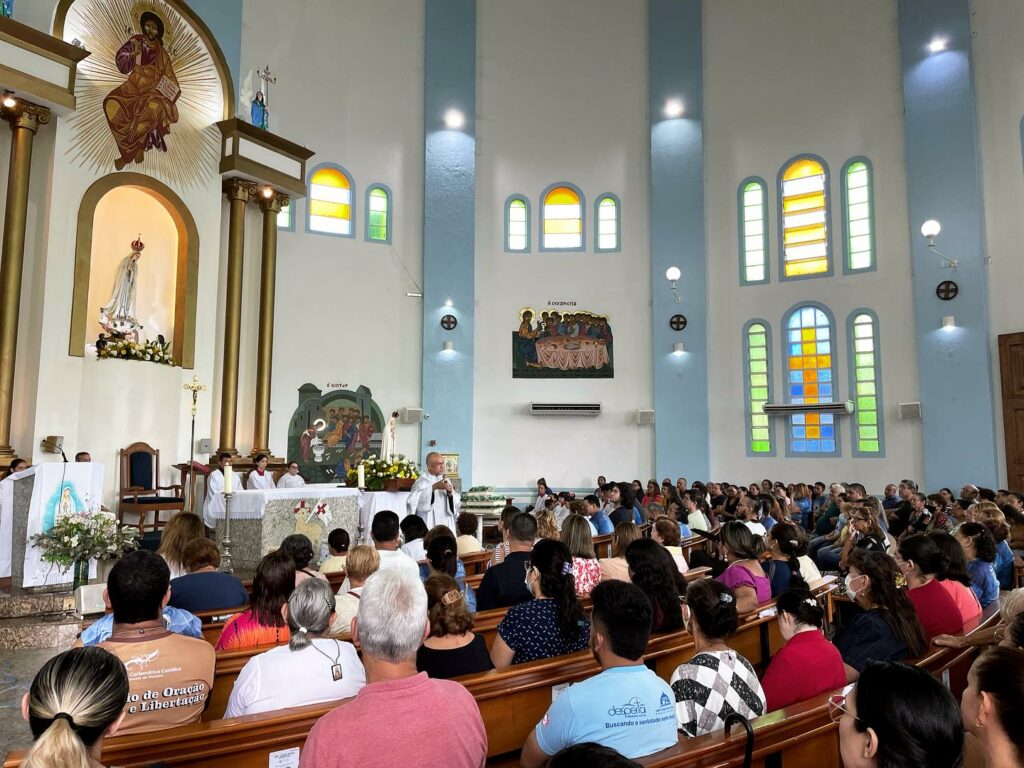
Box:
[0,647,62,760]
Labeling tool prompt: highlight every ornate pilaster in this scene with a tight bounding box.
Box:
[251,192,286,455]
[0,102,51,463]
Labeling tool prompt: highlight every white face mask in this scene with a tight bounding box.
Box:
[844,574,862,601]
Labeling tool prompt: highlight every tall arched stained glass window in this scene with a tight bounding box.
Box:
[849,310,884,456]
[541,184,584,251]
[744,320,774,455]
[308,165,354,236]
[785,304,838,455]
[842,158,875,272]
[365,185,392,243]
[505,195,529,252]
[595,194,620,252]
[739,178,768,284]
[779,157,830,278]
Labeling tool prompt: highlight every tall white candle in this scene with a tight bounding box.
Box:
[357,464,365,489]
[224,465,233,494]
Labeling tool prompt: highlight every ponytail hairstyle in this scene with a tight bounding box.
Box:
[768,521,809,591]
[624,538,685,632]
[24,647,128,768]
[958,522,998,563]
[426,534,459,577]
[530,538,585,639]
[685,578,739,641]
[928,531,973,587]
[719,520,766,561]
[776,587,824,629]
[847,549,929,659]
[286,577,336,651]
[897,534,950,578]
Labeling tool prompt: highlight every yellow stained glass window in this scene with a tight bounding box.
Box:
[781,159,829,277]
[309,167,352,235]
[746,322,772,454]
[740,180,767,283]
[543,186,582,249]
[844,161,874,271]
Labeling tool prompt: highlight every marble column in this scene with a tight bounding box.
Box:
[251,192,284,456]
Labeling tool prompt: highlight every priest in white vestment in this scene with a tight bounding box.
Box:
[277,461,306,489]
[203,454,232,529]
[247,453,276,491]
[407,451,460,530]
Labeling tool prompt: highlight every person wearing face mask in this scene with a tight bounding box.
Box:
[894,535,963,640]
[961,647,1024,768]
[832,550,928,681]
[830,660,963,768]
[519,581,677,767]
[760,588,846,711]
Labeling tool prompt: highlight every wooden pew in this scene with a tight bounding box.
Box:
[462,549,493,575]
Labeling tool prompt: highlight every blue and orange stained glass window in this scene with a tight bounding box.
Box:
[780,158,829,278]
[309,166,353,236]
[786,305,837,454]
[542,185,583,250]
[850,312,883,454]
[745,322,773,454]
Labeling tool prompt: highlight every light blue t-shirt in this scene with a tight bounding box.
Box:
[591,511,614,535]
[79,606,202,646]
[534,664,678,759]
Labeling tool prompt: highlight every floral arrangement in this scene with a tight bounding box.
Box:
[463,486,506,502]
[347,454,419,490]
[97,336,174,366]
[29,508,139,569]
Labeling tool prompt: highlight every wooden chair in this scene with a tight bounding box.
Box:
[118,442,185,532]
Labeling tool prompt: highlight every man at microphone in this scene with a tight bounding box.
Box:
[407,452,460,530]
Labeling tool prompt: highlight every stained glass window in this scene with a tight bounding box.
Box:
[745,321,773,454]
[542,185,583,250]
[740,179,768,284]
[786,305,837,455]
[506,196,529,252]
[309,166,353,236]
[843,160,874,271]
[780,158,829,278]
[366,186,390,243]
[277,201,292,230]
[596,195,620,252]
[850,312,883,455]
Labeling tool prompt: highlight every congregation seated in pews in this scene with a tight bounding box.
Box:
[10,474,1024,768]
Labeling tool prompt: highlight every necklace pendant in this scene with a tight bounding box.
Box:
[331,663,343,681]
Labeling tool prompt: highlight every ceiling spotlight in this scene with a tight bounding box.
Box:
[928,37,948,53]
[2,91,16,109]
[663,98,685,118]
[444,109,465,129]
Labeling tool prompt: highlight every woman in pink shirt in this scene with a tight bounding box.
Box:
[927,532,982,631]
[896,534,966,640]
[715,522,770,614]
[761,588,845,711]
[561,515,601,597]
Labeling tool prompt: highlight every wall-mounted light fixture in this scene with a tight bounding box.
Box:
[2,91,16,109]
[672,341,685,355]
[444,109,465,129]
[443,341,454,352]
[405,291,423,298]
[663,98,684,118]
[920,219,959,268]
[261,186,274,199]
[928,36,948,53]
[665,266,682,304]
[941,315,956,330]
[444,297,453,307]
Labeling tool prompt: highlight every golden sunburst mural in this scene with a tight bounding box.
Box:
[63,0,224,189]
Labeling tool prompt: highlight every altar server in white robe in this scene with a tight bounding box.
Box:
[277,461,306,489]
[247,453,276,491]
[407,452,460,530]
[203,454,232,529]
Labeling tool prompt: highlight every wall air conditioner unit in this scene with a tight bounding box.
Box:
[762,400,854,416]
[529,403,602,417]
[401,408,423,423]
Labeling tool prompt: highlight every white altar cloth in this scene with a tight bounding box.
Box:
[213,484,364,520]
[358,491,410,532]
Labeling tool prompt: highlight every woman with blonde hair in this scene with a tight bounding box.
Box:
[600,521,641,582]
[156,510,205,579]
[535,506,560,540]
[22,646,128,768]
[561,514,601,596]
[417,574,494,679]
[330,544,379,635]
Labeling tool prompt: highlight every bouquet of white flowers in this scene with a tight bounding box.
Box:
[29,508,140,569]
[348,454,419,490]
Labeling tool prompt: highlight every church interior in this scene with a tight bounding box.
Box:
[1,0,1024,766]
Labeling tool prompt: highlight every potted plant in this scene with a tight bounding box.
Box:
[29,507,140,590]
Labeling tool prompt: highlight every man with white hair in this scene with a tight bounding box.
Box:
[407,451,460,529]
[300,569,487,768]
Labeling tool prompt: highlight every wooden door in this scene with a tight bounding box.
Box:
[999,332,1024,490]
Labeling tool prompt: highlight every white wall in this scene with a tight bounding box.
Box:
[970,0,1024,487]
[704,0,924,491]
[238,0,425,463]
[473,0,653,490]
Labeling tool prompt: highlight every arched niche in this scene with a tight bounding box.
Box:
[52,0,235,120]
[69,172,199,368]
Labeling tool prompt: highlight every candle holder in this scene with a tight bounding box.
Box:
[221,489,234,574]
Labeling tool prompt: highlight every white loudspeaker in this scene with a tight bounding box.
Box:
[636,409,655,425]
[897,402,922,421]
[75,584,106,616]
[401,408,424,424]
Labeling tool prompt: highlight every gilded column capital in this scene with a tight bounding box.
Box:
[0,101,52,134]
[259,192,285,214]
[223,177,257,203]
